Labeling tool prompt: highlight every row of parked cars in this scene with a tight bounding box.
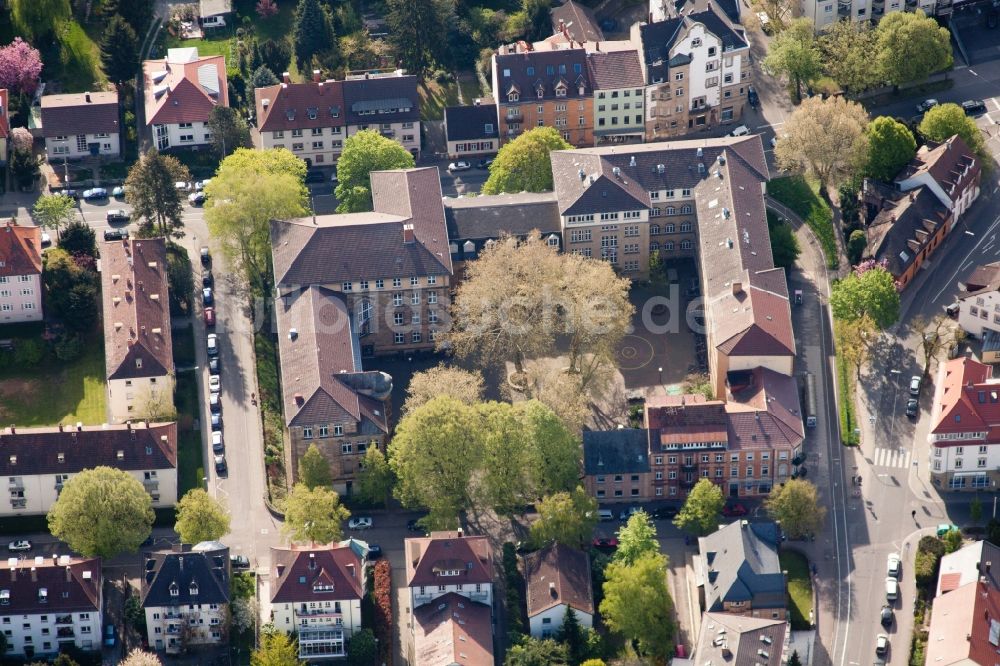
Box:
[201,247,227,477]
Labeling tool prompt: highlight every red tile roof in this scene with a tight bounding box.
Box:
[40,92,120,137]
[523,544,594,618]
[586,50,644,90]
[270,544,363,603]
[255,79,345,133]
[645,394,730,445]
[897,135,980,204]
[931,357,1000,444]
[926,580,1000,666]
[142,49,228,126]
[0,555,101,614]
[405,532,492,588]
[413,592,494,666]
[0,221,41,277]
[726,368,804,451]
[0,89,9,139]
[100,238,174,381]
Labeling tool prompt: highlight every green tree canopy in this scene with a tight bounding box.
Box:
[59,220,96,258]
[298,443,333,489]
[402,365,485,415]
[174,489,231,544]
[356,447,394,506]
[673,478,725,535]
[866,116,917,182]
[504,636,568,666]
[335,130,415,213]
[386,0,453,74]
[830,264,900,328]
[250,65,281,89]
[615,510,659,565]
[765,479,826,539]
[483,127,572,195]
[875,10,952,87]
[347,628,378,665]
[918,103,986,160]
[818,20,881,94]
[293,0,333,70]
[205,148,308,295]
[517,400,582,496]
[47,467,154,558]
[252,627,301,666]
[42,248,98,332]
[32,194,77,238]
[478,401,536,514]
[529,487,598,548]
[847,229,867,266]
[762,18,821,101]
[282,484,350,545]
[11,0,69,40]
[767,214,800,270]
[100,14,140,87]
[125,150,190,239]
[600,552,675,661]
[208,106,252,159]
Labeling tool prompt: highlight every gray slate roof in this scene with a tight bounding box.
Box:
[698,520,786,612]
[444,192,561,240]
[341,74,419,125]
[141,543,230,608]
[583,428,653,475]
[445,104,499,142]
[639,7,747,83]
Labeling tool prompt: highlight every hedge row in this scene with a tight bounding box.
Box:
[373,559,393,666]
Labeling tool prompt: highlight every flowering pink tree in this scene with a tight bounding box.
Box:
[256,0,279,18]
[10,127,32,153]
[0,38,43,96]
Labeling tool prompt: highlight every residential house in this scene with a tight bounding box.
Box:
[199,0,233,28]
[274,283,392,494]
[0,555,102,660]
[800,0,946,31]
[634,5,751,139]
[651,0,743,23]
[929,356,1000,490]
[141,542,230,653]
[143,47,228,150]
[0,220,42,323]
[405,531,494,665]
[935,540,1000,598]
[588,50,646,145]
[444,101,499,159]
[0,88,9,165]
[523,544,594,638]
[0,422,178,515]
[100,238,175,423]
[896,136,981,218]
[40,92,120,160]
[697,520,787,618]
[492,45,595,147]
[269,543,366,660]
[443,191,562,272]
[692,613,788,666]
[957,262,1000,358]
[551,0,605,43]
[342,71,421,157]
[926,542,1000,666]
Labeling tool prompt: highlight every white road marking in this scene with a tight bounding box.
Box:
[931,213,1000,303]
[992,97,1000,112]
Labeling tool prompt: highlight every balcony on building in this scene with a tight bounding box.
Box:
[299,628,346,658]
[680,478,696,489]
[55,615,73,625]
[8,478,23,491]
[838,0,852,15]
[414,590,489,606]
[56,626,75,638]
[681,463,697,472]
[143,479,159,491]
[504,110,524,123]
[294,607,343,620]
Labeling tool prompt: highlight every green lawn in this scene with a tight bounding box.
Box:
[766,175,839,269]
[173,323,196,368]
[234,0,296,43]
[835,344,861,446]
[419,79,462,121]
[53,20,108,93]
[165,31,234,60]
[780,551,813,630]
[174,370,204,496]
[0,339,107,426]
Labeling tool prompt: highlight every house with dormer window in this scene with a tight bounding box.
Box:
[142,48,228,150]
[405,531,494,665]
[269,543,366,661]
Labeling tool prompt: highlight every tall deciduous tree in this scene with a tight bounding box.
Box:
[47,467,154,558]
[334,130,415,213]
[0,38,43,96]
[875,10,952,88]
[205,148,308,295]
[518,400,582,496]
[483,127,572,195]
[43,248,99,332]
[673,478,725,535]
[505,636,569,665]
[389,396,482,528]
[347,628,378,665]
[911,313,963,381]
[32,194,77,239]
[282,483,350,545]
[386,0,453,74]
[830,262,900,328]
[529,488,597,548]
[298,443,333,489]
[125,150,190,239]
[11,0,69,41]
[59,220,97,259]
[775,96,869,189]
[100,15,140,88]
[120,649,163,666]
[252,627,301,666]
[918,103,987,160]
[765,479,825,539]
[866,116,917,182]
[601,552,675,661]
[818,20,881,94]
[208,106,252,159]
[174,489,231,544]
[402,365,484,415]
[615,510,659,566]
[293,0,334,70]
[478,401,536,514]
[762,19,821,102]
[834,313,876,379]
[356,447,394,506]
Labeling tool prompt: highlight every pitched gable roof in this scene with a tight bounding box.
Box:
[726,368,804,450]
[40,92,120,137]
[931,357,1000,443]
[142,49,228,126]
[694,613,787,666]
[586,50,644,90]
[405,532,492,589]
[582,428,653,475]
[645,394,729,446]
[100,238,174,381]
[0,422,177,475]
[494,48,593,103]
[523,544,594,617]
[141,543,230,608]
[413,592,493,666]
[926,580,1000,666]
[444,103,499,143]
[960,261,1000,295]
[864,186,949,278]
[255,79,345,133]
[550,0,605,43]
[0,220,42,277]
[698,520,785,612]
[0,556,101,614]
[270,544,364,603]
[340,73,419,125]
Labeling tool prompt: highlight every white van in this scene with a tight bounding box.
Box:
[598,509,614,522]
[885,577,899,602]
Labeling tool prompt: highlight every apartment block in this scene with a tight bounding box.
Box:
[0,422,178,515]
[0,555,102,660]
[957,263,1000,361]
[0,221,42,323]
[40,92,120,160]
[588,50,646,145]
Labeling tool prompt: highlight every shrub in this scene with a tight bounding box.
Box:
[54,333,83,362]
[14,338,44,367]
[373,559,392,666]
[918,536,945,558]
[502,542,525,639]
[914,550,938,587]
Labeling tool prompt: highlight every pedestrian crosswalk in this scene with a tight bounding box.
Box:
[872,447,912,469]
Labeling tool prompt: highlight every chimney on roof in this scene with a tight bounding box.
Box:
[312,69,321,82]
[308,553,317,570]
[30,567,36,583]
[85,93,91,103]
[65,566,72,583]
[282,72,291,84]
[457,527,464,538]
[9,566,14,582]
[732,281,743,295]
[549,581,557,597]
[318,81,324,95]
[403,223,415,244]
[262,98,270,109]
